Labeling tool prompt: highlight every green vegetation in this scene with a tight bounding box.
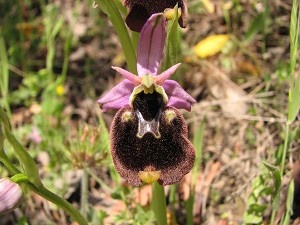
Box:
[0,0,299,224]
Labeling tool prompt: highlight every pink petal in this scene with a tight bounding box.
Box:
[111,66,141,85]
[97,80,134,111]
[155,63,181,85]
[162,80,196,111]
[137,13,166,76]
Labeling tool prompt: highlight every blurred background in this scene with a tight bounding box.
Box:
[0,0,299,224]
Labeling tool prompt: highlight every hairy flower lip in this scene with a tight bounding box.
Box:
[110,106,195,186]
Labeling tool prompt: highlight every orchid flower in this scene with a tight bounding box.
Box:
[123,0,188,32]
[98,13,195,186]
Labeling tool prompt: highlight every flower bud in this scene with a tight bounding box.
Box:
[0,178,23,215]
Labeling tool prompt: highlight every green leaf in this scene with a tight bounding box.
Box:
[244,8,270,44]
[248,203,267,213]
[99,113,120,183]
[262,161,281,209]
[185,193,195,225]
[0,107,42,187]
[192,119,205,186]
[0,31,10,114]
[288,69,300,123]
[286,180,294,214]
[165,4,179,69]
[281,181,294,225]
[289,0,299,76]
[288,0,300,123]
[243,213,263,224]
[10,173,29,184]
[96,0,137,74]
[185,119,205,225]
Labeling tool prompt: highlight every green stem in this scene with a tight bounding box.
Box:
[3,125,43,187]
[0,107,41,187]
[151,182,167,225]
[61,29,72,82]
[0,33,11,116]
[0,150,88,225]
[97,0,137,73]
[270,208,276,225]
[80,168,89,218]
[0,149,20,175]
[280,122,290,176]
[131,31,140,52]
[33,185,88,225]
[113,0,127,16]
[186,192,195,225]
[0,112,88,225]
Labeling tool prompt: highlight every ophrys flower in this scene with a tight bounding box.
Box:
[98,13,195,186]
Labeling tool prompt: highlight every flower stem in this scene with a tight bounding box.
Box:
[96,0,137,74]
[0,149,20,175]
[131,31,139,52]
[80,168,89,218]
[32,185,88,225]
[0,108,42,187]
[280,122,290,176]
[0,150,88,225]
[0,115,88,225]
[151,182,167,225]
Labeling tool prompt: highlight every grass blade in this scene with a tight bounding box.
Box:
[186,119,205,225]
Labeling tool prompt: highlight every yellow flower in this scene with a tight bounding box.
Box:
[193,34,230,58]
[56,85,65,96]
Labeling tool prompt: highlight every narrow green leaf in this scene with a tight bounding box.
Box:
[262,161,281,209]
[99,113,120,183]
[0,31,10,115]
[99,113,110,151]
[288,0,300,123]
[185,119,205,225]
[288,69,300,123]
[5,129,42,187]
[192,119,205,186]
[165,4,179,69]
[281,180,294,225]
[185,193,195,225]
[244,8,270,44]
[289,0,299,76]
[286,180,294,213]
[51,17,64,38]
[96,0,137,74]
